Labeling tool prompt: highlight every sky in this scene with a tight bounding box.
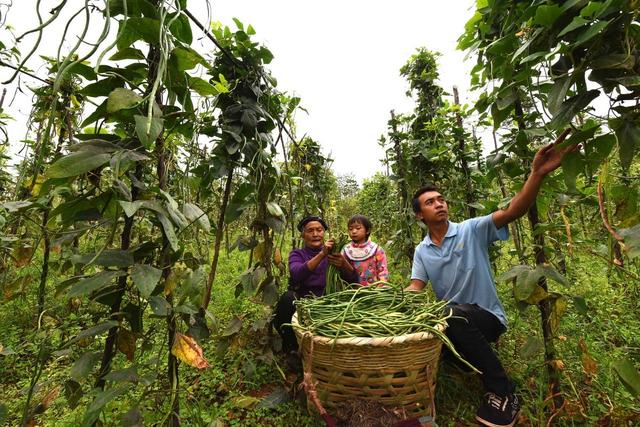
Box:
[0,1,478,183]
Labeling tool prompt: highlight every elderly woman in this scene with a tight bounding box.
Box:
[273,216,360,354]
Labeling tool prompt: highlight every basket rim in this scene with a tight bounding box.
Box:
[291,313,446,347]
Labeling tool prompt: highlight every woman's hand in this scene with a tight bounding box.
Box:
[322,239,335,256]
[327,253,354,271]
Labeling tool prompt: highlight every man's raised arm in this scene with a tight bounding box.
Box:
[492,129,576,230]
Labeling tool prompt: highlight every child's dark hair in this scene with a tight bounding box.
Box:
[348,215,372,238]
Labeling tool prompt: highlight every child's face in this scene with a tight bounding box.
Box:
[348,222,368,244]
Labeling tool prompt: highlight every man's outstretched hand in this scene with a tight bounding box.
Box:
[531,128,578,177]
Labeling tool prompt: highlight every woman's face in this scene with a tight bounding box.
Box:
[302,221,325,249]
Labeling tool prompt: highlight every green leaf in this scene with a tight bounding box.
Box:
[511,28,543,60]
[2,201,33,212]
[491,102,512,130]
[67,270,124,297]
[121,406,143,427]
[560,150,582,193]
[68,320,118,345]
[107,88,142,113]
[81,77,125,98]
[64,380,83,409]
[496,88,517,110]
[612,358,640,396]
[572,296,588,315]
[549,89,600,130]
[564,123,600,146]
[256,386,290,409]
[124,17,161,46]
[183,203,211,232]
[82,386,128,427]
[157,212,179,251]
[81,101,108,127]
[610,117,640,171]
[558,16,589,37]
[619,223,640,259]
[171,47,207,71]
[548,76,572,116]
[590,54,636,70]
[614,76,640,89]
[514,270,548,304]
[519,50,548,64]
[71,249,134,268]
[187,76,218,96]
[226,183,255,223]
[109,0,157,17]
[497,265,532,282]
[533,4,563,27]
[71,352,101,381]
[109,47,145,61]
[131,264,162,298]
[222,316,242,337]
[585,133,615,168]
[103,366,138,383]
[574,20,610,46]
[169,13,192,44]
[46,152,111,179]
[118,200,143,217]
[536,264,570,287]
[149,295,170,316]
[134,115,164,148]
[66,62,98,81]
[580,1,605,18]
[520,336,544,359]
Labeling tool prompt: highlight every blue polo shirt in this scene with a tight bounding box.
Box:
[411,214,509,326]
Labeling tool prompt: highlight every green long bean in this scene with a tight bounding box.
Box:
[294,283,480,373]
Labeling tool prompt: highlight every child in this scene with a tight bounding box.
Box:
[342,215,389,285]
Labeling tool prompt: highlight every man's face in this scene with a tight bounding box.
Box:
[302,221,325,249]
[415,191,448,224]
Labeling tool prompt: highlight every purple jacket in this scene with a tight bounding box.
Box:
[288,245,360,296]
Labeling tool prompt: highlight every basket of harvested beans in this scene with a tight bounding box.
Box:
[292,284,475,420]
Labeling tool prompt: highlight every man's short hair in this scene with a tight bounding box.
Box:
[412,185,440,213]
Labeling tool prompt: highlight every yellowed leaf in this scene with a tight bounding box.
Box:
[13,246,34,267]
[164,269,179,296]
[40,385,61,410]
[253,242,265,264]
[273,248,282,266]
[578,338,598,377]
[231,395,260,409]
[549,359,565,371]
[578,338,588,353]
[30,174,45,196]
[582,353,598,377]
[117,328,137,361]
[171,332,209,369]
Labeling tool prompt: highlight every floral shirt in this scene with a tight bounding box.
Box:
[342,240,390,286]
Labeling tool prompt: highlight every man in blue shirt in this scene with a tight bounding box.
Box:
[407,131,575,427]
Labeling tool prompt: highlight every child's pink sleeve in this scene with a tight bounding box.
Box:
[376,247,390,281]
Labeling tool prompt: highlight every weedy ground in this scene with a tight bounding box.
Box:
[1,245,638,426]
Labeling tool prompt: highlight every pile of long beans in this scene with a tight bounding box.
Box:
[294,283,479,372]
[324,234,350,294]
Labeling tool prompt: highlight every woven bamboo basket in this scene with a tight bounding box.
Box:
[292,313,445,418]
